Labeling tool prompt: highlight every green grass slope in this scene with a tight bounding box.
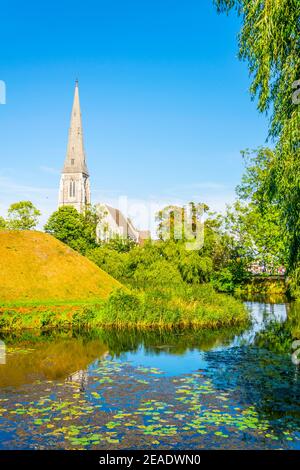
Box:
[0,231,122,303]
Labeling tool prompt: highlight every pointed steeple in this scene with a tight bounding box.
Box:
[58,81,91,212]
[63,80,89,176]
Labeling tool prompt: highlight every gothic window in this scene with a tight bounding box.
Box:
[69,180,76,198]
[71,159,75,165]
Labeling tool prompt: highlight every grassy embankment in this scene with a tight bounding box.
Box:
[0,231,248,331]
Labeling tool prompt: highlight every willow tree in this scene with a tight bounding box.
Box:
[214,0,300,282]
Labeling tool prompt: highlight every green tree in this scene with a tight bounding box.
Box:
[0,216,6,230]
[156,205,184,241]
[133,259,182,288]
[156,202,208,241]
[214,0,300,281]
[126,241,162,275]
[214,0,299,137]
[209,195,286,292]
[44,205,99,254]
[225,200,286,272]
[178,251,213,284]
[6,201,41,230]
[87,246,128,280]
[103,235,136,253]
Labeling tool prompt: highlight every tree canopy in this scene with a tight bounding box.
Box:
[44,205,100,254]
[6,201,41,230]
[214,0,300,281]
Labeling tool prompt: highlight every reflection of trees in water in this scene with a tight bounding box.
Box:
[203,346,300,434]
[200,302,300,432]
[96,326,246,357]
[240,294,288,304]
[0,324,246,388]
[254,302,300,353]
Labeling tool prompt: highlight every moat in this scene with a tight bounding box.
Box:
[0,300,299,449]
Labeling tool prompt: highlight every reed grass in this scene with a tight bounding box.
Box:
[0,285,249,332]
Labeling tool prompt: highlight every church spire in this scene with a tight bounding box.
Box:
[58,81,91,212]
[63,80,89,176]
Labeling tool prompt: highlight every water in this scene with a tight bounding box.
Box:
[0,301,299,449]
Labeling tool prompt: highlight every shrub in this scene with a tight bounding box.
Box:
[72,307,97,328]
[105,289,142,325]
[211,268,235,293]
[87,246,128,280]
[179,252,213,283]
[133,260,182,288]
[41,310,57,328]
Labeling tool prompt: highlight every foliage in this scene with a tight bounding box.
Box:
[224,198,287,273]
[133,260,182,288]
[288,267,300,298]
[126,241,163,272]
[211,191,286,291]
[156,205,184,241]
[214,0,300,288]
[0,284,248,331]
[101,235,136,253]
[88,206,284,293]
[44,205,100,254]
[105,289,143,325]
[211,267,235,293]
[5,201,41,230]
[178,251,213,284]
[214,0,300,138]
[0,216,6,230]
[156,202,208,241]
[88,233,223,287]
[86,246,129,281]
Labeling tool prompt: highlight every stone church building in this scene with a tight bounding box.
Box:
[59,82,150,244]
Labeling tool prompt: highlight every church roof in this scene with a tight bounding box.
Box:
[97,203,140,240]
[105,205,137,238]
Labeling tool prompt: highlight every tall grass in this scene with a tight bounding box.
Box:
[0,284,249,331]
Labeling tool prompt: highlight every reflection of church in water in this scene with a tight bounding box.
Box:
[66,369,89,392]
[58,81,150,245]
[65,351,109,392]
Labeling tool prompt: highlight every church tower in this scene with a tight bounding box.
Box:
[59,81,91,212]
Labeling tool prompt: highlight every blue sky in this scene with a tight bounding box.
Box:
[0,0,269,231]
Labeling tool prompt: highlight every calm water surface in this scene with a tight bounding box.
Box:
[0,301,299,449]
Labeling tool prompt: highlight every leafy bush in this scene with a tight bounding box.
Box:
[44,205,99,255]
[41,310,57,328]
[179,252,213,283]
[0,216,6,230]
[125,242,162,274]
[72,307,97,328]
[105,289,142,325]
[87,246,128,280]
[133,260,182,288]
[211,268,235,293]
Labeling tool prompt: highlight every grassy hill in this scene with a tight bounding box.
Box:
[0,231,122,304]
